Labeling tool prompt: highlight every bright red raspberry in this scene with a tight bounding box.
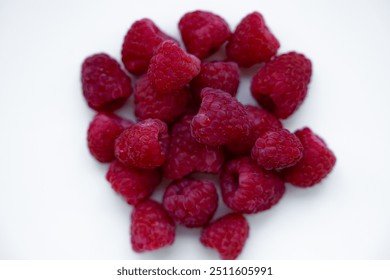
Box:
[251,52,312,119]
[282,127,336,187]
[106,160,161,205]
[200,213,249,260]
[191,88,250,146]
[131,200,175,252]
[226,12,280,67]
[179,10,231,59]
[220,157,285,214]
[115,119,169,169]
[81,53,132,111]
[147,40,201,95]
[163,178,218,228]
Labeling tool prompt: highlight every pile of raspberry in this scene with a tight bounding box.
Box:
[82,11,336,260]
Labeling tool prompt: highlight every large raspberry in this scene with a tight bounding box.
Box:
[220,157,285,214]
[282,127,336,187]
[226,12,280,67]
[251,52,312,119]
[200,213,249,260]
[81,53,132,111]
[131,200,175,252]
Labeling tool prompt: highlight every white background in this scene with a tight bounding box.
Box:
[0,0,389,259]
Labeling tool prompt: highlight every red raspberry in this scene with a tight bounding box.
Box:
[220,157,285,214]
[200,213,249,260]
[163,178,218,228]
[87,113,133,163]
[106,160,161,205]
[191,88,250,146]
[115,119,169,169]
[163,114,224,180]
[81,53,132,111]
[226,12,280,67]
[251,52,312,119]
[282,127,336,187]
[121,19,175,75]
[147,40,201,95]
[131,200,175,252]
[179,10,231,59]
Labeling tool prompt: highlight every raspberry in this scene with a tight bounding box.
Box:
[87,113,133,163]
[134,75,189,124]
[163,178,218,227]
[220,157,285,214]
[226,12,280,67]
[115,119,169,169]
[121,19,175,75]
[147,40,201,95]
[282,127,336,187]
[131,200,175,252]
[106,160,161,205]
[81,53,132,111]
[251,52,312,119]
[163,114,224,180]
[179,10,231,59]
[251,129,304,170]
[191,88,250,146]
[200,213,249,260]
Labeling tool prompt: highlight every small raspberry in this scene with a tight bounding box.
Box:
[251,52,312,119]
[179,10,231,59]
[81,53,132,111]
[131,200,175,252]
[163,178,218,227]
[106,160,161,205]
[200,213,249,260]
[220,157,285,214]
[115,119,169,169]
[226,12,280,67]
[282,127,336,187]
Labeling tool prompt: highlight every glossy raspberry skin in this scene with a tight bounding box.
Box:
[226,12,280,67]
[81,53,132,111]
[251,52,312,119]
[220,157,285,214]
[179,10,231,59]
[147,41,201,95]
[163,178,218,228]
[115,119,169,169]
[106,160,161,205]
[282,127,336,187]
[131,200,175,252]
[200,213,249,260]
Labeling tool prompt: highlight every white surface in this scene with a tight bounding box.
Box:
[0,0,389,259]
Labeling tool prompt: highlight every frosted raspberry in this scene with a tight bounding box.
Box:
[251,52,312,119]
[200,213,249,260]
[226,12,280,67]
[81,53,132,111]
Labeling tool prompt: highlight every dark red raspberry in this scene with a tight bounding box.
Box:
[282,127,336,187]
[163,114,224,180]
[200,213,249,260]
[106,160,161,205]
[163,178,218,228]
[179,10,231,59]
[220,157,285,214]
[81,53,132,111]
[131,200,175,252]
[87,113,133,163]
[121,19,175,75]
[147,40,201,95]
[226,12,280,67]
[115,119,169,169]
[251,52,312,119]
[191,88,250,146]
